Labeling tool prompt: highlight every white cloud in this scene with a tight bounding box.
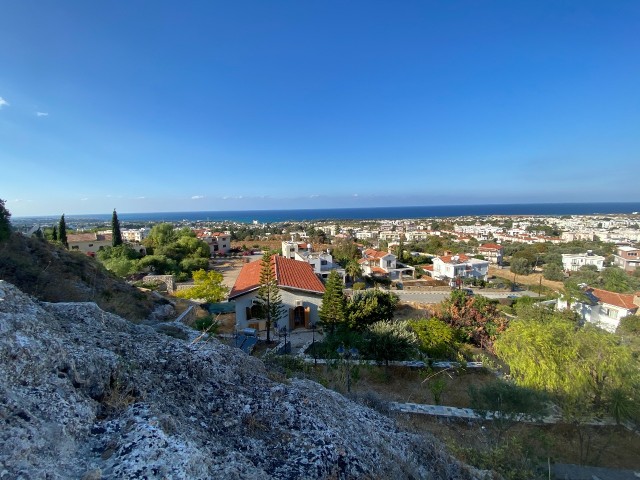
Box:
[0,97,8,109]
[191,195,204,200]
[136,196,146,200]
[353,193,359,197]
[80,198,89,201]
[36,112,48,117]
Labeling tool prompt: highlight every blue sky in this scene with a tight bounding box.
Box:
[1,1,639,216]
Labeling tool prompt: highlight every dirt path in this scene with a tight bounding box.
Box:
[489,266,564,292]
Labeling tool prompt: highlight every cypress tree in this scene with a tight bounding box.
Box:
[112,209,123,247]
[0,199,11,242]
[52,225,58,241]
[256,253,284,343]
[319,270,346,333]
[59,214,68,249]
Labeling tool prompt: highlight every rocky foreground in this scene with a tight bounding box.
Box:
[0,280,488,479]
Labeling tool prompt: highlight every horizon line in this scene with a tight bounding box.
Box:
[12,200,640,219]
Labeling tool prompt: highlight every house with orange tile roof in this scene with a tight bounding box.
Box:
[67,232,112,256]
[358,248,415,280]
[557,287,640,333]
[431,252,489,284]
[228,255,325,333]
[195,229,231,255]
[477,243,504,265]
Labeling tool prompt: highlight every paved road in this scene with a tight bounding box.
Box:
[394,290,539,303]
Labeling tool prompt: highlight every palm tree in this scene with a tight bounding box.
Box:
[345,260,362,284]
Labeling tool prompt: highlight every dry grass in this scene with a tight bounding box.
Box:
[489,266,564,292]
[352,365,494,407]
[398,414,640,471]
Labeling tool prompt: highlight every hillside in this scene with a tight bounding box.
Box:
[0,280,487,479]
[0,233,173,322]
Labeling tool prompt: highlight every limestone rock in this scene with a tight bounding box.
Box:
[0,280,488,479]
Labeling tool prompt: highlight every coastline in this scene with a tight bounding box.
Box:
[12,202,640,225]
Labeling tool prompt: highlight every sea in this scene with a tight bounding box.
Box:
[13,202,640,226]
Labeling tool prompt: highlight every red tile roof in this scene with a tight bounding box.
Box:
[363,248,390,259]
[587,288,638,311]
[229,255,325,299]
[68,233,112,243]
[438,253,471,264]
[479,243,503,251]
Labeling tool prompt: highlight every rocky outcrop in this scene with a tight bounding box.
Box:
[0,281,487,479]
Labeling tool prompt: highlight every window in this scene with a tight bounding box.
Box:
[321,260,328,266]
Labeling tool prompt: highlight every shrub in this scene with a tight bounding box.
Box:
[193,315,220,333]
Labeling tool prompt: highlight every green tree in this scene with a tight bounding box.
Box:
[256,253,285,343]
[318,270,346,333]
[510,257,531,276]
[345,260,362,283]
[364,320,418,366]
[345,289,398,330]
[559,279,587,311]
[601,266,639,293]
[495,316,639,419]
[58,214,68,248]
[97,244,142,275]
[0,199,11,241]
[138,254,178,274]
[51,225,58,241]
[617,314,640,336]
[174,269,228,303]
[331,239,360,266]
[409,317,459,359]
[111,209,123,247]
[543,263,564,282]
[179,257,209,274]
[144,223,177,251]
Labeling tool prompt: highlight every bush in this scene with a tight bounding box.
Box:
[352,282,366,290]
[409,318,460,360]
[618,315,640,336]
[193,315,220,333]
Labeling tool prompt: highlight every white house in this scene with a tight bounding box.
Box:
[431,253,489,283]
[195,230,231,255]
[281,241,346,281]
[477,243,504,265]
[228,255,325,332]
[358,248,415,280]
[557,288,639,333]
[561,251,605,272]
[121,228,150,243]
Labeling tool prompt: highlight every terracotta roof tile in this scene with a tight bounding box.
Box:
[479,243,503,251]
[228,260,263,298]
[67,233,98,242]
[229,255,325,299]
[439,253,471,264]
[587,288,638,311]
[363,248,390,259]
